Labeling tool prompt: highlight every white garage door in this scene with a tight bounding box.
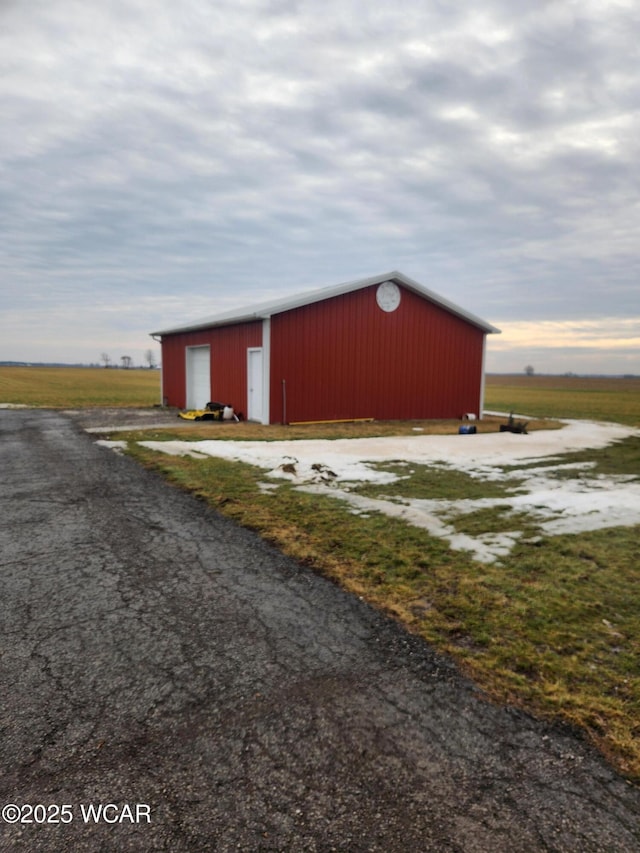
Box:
[186,346,210,409]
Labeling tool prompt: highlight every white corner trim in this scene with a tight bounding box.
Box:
[262,317,270,424]
[479,334,487,418]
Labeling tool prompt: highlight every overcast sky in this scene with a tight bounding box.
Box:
[1,0,639,373]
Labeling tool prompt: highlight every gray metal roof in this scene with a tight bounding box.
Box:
[150,271,500,336]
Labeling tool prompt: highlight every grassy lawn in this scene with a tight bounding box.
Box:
[120,382,640,784]
[0,366,160,407]
[124,439,640,783]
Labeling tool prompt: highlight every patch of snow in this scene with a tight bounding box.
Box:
[95,439,128,454]
[138,419,640,563]
[139,439,401,485]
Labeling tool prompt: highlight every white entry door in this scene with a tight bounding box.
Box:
[247,348,264,422]
[186,346,210,409]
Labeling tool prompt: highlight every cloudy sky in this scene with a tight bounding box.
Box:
[1,0,639,373]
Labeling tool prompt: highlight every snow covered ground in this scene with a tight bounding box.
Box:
[118,419,640,563]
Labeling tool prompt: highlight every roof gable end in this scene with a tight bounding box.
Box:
[150,271,500,336]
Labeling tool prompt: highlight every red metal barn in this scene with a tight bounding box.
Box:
[151,272,499,424]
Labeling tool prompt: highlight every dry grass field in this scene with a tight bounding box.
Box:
[485,374,640,426]
[2,366,638,427]
[0,366,160,408]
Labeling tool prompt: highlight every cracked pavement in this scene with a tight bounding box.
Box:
[0,409,639,851]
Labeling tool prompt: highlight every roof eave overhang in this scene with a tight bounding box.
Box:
[150,271,500,337]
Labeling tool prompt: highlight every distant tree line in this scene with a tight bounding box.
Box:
[100,350,158,369]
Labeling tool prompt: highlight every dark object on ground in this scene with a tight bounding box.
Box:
[500,412,528,434]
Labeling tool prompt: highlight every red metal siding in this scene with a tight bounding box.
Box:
[209,322,262,417]
[161,321,262,411]
[269,284,485,423]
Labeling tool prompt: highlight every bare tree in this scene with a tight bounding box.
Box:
[100,353,111,368]
[144,348,156,369]
[121,355,133,369]
[524,365,535,376]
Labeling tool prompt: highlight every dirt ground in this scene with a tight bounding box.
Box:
[62,406,188,431]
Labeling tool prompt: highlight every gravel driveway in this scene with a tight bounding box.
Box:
[0,409,638,852]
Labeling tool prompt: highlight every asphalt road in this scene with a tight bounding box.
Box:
[0,409,638,852]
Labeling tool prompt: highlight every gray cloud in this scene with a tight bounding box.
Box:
[1,0,639,370]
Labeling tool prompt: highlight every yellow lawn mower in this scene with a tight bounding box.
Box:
[178,401,240,422]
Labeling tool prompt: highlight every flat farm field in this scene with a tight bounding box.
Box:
[485,374,640,426]
[0,366,160,408]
